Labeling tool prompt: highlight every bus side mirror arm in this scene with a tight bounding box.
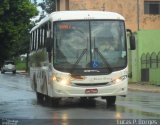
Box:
[127,29,136,50]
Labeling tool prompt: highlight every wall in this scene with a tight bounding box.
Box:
[135,30,160,84]
[69,0,138,31]
[57,0,160,31]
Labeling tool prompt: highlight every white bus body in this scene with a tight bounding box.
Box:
[29,11,135,106]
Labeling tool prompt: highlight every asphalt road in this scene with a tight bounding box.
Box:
[0,73,160,125]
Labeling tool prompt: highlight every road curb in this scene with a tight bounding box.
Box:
[16,71,29,75]
[128,83,160,93]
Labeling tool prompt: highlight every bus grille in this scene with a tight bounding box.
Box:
[73,82,109,87]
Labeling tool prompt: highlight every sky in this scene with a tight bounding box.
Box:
[37,0,43,3]
[30,0,43,22]
[31,0,43,4]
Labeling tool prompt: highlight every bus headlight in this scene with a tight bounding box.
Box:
[60,78,70,86]
[111,75,127,84]
[52,75,71,86]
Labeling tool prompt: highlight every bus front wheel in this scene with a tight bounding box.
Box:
[45,96,61,107]
[52,98,61,106]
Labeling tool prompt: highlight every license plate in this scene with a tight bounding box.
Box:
[85,89,98,94]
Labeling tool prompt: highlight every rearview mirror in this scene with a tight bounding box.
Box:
[130,35,136,50]
[127,29,136,50]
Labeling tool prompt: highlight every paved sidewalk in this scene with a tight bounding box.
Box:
[128,82,160,93]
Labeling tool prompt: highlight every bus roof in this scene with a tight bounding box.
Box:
[50,10,125,21]
[30,11,125,32]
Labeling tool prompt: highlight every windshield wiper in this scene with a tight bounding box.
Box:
[70,48,87,73]
[94,48,112,73]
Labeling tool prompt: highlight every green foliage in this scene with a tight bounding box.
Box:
[14,56,26,70]
[0,0,38,64]
[16,62,26,70]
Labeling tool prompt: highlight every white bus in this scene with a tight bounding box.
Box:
[29,11,135,106]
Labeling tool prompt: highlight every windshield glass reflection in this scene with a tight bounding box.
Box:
[53,20,127,74]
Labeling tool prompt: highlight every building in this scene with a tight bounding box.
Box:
[129,30,160,85]
[56,0,160,31]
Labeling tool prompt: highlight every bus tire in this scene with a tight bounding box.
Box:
[106,96,116,107]
[52,98,61,107]
[32,75,37,91]
[36,92,49,106]
[79,97,96,107]
[12,70,16,74]
[36,92,44,104]
[41,75,48,95]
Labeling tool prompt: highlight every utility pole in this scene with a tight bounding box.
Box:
[102,3,105,11]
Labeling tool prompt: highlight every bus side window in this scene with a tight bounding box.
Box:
[38,28,40,49]
[41,25,45,48]
[46,21,51,38]
[39,27,43,49]
[44,24,48,47]
[30,32,34,51]
[34,30,37,50]
[42,28,45,47]
[37,29,39,50]
[48,21,51,31]
[33,30,36,50]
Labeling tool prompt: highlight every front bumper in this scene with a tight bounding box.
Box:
[51,80,128,98]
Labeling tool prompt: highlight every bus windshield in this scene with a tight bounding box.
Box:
[53,20,127,74]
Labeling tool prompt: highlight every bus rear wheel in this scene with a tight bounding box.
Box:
[106,96,116,107]
[36,92,44,103]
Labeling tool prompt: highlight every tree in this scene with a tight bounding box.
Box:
[0,0,38,66]
[38,0,56,14]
